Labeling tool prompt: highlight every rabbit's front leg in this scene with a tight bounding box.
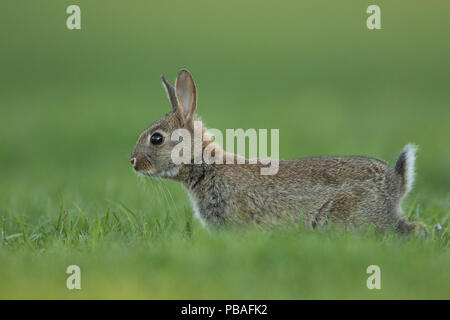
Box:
[302,210,328,230]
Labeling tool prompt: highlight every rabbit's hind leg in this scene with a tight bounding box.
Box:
[395,217,428,236]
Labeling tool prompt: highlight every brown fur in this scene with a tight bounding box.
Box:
[131,69,425,235]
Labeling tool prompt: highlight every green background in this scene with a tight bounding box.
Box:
[0,1,449,299]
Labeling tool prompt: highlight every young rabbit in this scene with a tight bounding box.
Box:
[131,69,424,234]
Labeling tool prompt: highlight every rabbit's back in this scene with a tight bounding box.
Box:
[182,156,403,229]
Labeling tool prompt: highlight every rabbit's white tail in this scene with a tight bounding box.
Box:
[395,143,418,197]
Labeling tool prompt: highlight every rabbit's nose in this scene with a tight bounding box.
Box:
[130,157,136,168]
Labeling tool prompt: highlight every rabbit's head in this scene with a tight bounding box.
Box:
[130,69,200,177]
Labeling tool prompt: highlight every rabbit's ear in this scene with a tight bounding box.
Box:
[161,75,178,112]
[175,69,197,122]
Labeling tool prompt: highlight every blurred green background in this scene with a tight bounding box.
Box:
[0,1,449,299]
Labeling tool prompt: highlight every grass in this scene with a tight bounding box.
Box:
[0,201,448,299]
[0,1,449,299]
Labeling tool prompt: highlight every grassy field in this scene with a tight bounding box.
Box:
[0,1,449,299]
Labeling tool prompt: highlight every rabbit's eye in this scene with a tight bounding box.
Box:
[150,133,164,145]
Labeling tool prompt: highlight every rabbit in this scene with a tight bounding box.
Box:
[131,69,425,234]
